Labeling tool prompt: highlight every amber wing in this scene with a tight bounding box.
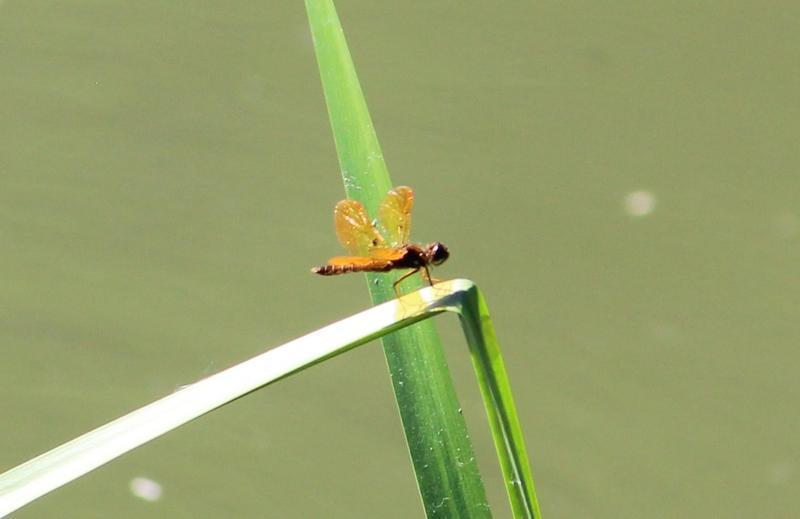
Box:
[324,248,406,267]
[334,199,384,255]
[377,186,414,247]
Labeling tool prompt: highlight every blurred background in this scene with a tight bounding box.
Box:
[1,1,798,517]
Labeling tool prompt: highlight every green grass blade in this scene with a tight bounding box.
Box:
[457,287,542,518]
[305,1,492,516]
[303,0,390,201]
[0,292,431,516]
[0,280,539,518]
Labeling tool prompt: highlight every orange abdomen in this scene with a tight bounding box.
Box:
[312,262,395,276]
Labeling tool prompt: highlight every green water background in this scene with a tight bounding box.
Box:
[1,2,797,517]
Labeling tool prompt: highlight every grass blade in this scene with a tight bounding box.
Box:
[457,287,542,518]
[305,1,492,516]
[0,280,539,518]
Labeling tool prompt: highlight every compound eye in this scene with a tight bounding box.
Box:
[431,243,449,265]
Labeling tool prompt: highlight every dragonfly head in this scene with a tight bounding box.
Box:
[426,242,450,266]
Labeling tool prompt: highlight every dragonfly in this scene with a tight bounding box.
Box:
[312,186,449,293]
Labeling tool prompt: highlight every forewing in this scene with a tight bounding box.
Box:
[368,247,407,261]
[377,186,414,246]
[334,200,384,255]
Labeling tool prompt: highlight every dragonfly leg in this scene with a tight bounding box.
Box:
[422,265,433,286]
[423,265,445,286]
[393,268,420,297]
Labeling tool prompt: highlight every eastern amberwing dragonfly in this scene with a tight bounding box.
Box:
[312,186,449,292]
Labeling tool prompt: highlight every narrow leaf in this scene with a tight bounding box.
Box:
[0,280,540,518]
[305,1,492,516]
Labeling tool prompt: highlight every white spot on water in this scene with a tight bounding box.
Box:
[624,190,656,216]
[650,322,683,345]
[130,477,163,502]
[767,461,794,485]
[773,212,799,239]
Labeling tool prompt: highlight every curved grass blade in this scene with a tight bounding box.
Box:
[0,280,539,518]
[304,1,492,516]
[457,286,542,518]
